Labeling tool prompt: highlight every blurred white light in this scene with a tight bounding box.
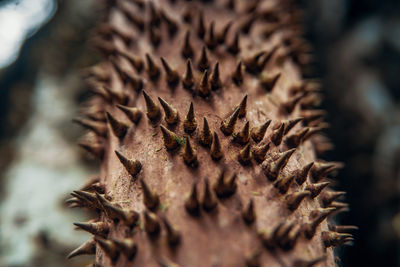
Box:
[0,0,57,68]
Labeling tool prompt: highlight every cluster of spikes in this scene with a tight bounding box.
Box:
[69,0,354,266]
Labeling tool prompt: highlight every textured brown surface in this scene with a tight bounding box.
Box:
[69,0,354,266]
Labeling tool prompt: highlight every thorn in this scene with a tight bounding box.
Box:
[329,201,349,212]
[321,191,346,207]
[197,11,206,39]
[149,26,161,47]
[185,182,200,215]
[118,50,144,73]
[72,190,100,209]
[162,217,181,247]
[112,238,137,260]
[237,95,248,118]
[199,70,211,97]
[202,178,217,211]
[244,51,266,74]
[239,144,252,165]
[116,104,142,124]
[322,231,353,248]
[211,131,223,161]
[306,182,330,198]
[274,175,295,194]
[181,30,194,58]
[234,122,250,144]
[160,125,180,150]
[240,15,257,34]
[281,94,304,114]
[286,191,311,211]
[304,207,336,239]
[74,222,109,238]
[198,46,210,71]
[73,118,107,137]
[293,254,327,267]
[282,224,302,250]
[253,142,271,163]
[158,97,179,124]
[285,128,310,148]
[184,102,197,133]
[294,162,314,185]
[160,10,178,37]
[140,179,160,210]
[330,225,359,233]
[106,112,129,140]
[220,107,240,135]
[270,122,285,146]
[143,210,161,236]
[210,62,222,90]
[115,150,142,178]
[200,117,213,146]
[260,73,281,92]
[311,161,343,181]
[251,120,271,143]
[67,238,96,259]
[258,47,278,70]
[263,148,296,181]
[183,136,198,167]
[284,118,303,135]
[182,7,193,24]
[96,193,139,226]
[217,21,232,44]
[148,2,161,26]
[160,57,180,87]
[227,31,240,54]
[95,237,119,262]
[123,71,144,92]
[242,198,256,224]
[206,21,217,49]
[78,141,104,159]
[232,61,244,85]
[182,59,195,90]
[143,90,161,121]
[121,9,144,31]
[214,171,237,198]
[145,53,161,81]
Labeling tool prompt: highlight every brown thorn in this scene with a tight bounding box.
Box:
[253,142,271,163]
[145,53,160,81]
[197,11,206,39]
[227,31,240,54]
[184,102,197,133]
[160,125,180,150]
[200,117,213,146]
[158,97,179,124]
[95,237,119,262]
[112,238,137,260]
[294,162,314,185]
[270,122,285,146]
[183,136,198,167]
[143,90,161,121]
[198,46,210,71]
[274,175,295,194]
[263,148,296,181]
[106,112,129,140]
[238,94,248,118]
[217,21,232,44]
[67,238,96,259]
[140,179,160,210]
[286,191,311,211]
[251,120,271,143]
[116,104,142,124]
[185,181,200,216]
[330,225,359,233]
[202,178,218,211]
[242,198,256,225]
[181,30,194,59]
[321,191,346,207]
[220,107,240,135]
[234,121,250,144]
[160,9,178,37]
[182,59,195,90]
[239,144,252,165]
[162,217,181,247]
[199,70,211,97]
[78,141,104,159]
[284,118,303,135]
[115,150,142,178]
[143,210,161,236]
[210,62,222,90]
[73,222,109,238]
[306,182,330,198]
[160,57,180,87]
[322,231,353,248]
[232,61,244,85]
[149,26,161,47]
[73,118,107,137]
[211,131,223,161]
[285,127,310,148]
[206,21,217,49]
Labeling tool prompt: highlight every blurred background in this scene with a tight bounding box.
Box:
[0,0,399,266]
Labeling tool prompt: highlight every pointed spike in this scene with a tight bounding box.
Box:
[148,2,161,26]
[263,148,296,181]
[206,21,217,49]
[284,118,303,135]
[162,217,181,247]
[282,224,302,250]
[329,201,349,212]
[286,191,311,211]
[322,231,353,248]
[160,125,180,150]
[215,171,237,198]
[95,237,119,262]
[182,7,193,24]
[242,198,256,225]
[271,122,285,146]
[281,94,305,114]
[72,190,99,207]
[143,90,161,121]
[311,161,343,181]
[115,150,142,178]
[274,175,295,194]
[321,191,346,207]
[197,11,206,39]
[220,107,240,135]
[238,144,252,165]
[210,131,223,161]
[232,61,243,85]
[251,120,271,143]
[273,221,295,247]
[202,178,217,211]
[116,105,142,124]
[200,117,213,146]
[306,182,330,198]
[67,238,96,259]
[112,238,137,260]
[160,9,178,37]
[234,121,250,144]
[237,95,248,118]
[185,181,200,216]
[240,15,257,34]
[258,46,278,71]
[253,142,271,163]
[199,70,211,97]
[293,254,327,267]
[294,162,314,185]
[121,9,145,31]
[184,102,197,133]
[117,50,144,73]
[244,51,266,74]
[217,21,232,44]
[96,194,139,226]
[227,31,240,54]
[210,62,222,90]
[260,73,281,92]
[122,71,144,92]
[143,210,161,236]
[140,179,160,210]
[183,136,198,167]
[106,112,129,140]
[285,127,310,148]
[160,57,179,87]
[182,59,195,90]
[149,26,161,47]
[146,53,161,81]
[331,225,359,233]
[74,222,109,238]
[78,141,104,159]
[73,118,107,137]
[182,30,194,58]
[198,46,210,71]
[158,97,179,124]
[304,207,336,239]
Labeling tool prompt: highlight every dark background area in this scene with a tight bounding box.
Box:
[0,0,399,266]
